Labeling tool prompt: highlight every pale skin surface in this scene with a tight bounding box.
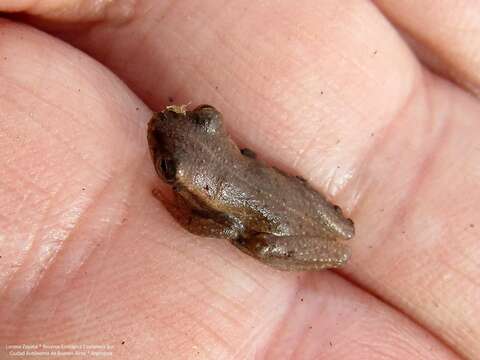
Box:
[0,1,479,359]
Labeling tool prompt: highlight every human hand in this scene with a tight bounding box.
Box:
[0,1,478,359]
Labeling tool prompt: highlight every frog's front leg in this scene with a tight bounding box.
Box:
[231,234,351,271]
[184,212,243,240]
[152,188,241,239]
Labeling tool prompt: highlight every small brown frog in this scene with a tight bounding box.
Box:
[147,104,354,271]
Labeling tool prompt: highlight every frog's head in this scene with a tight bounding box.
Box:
[147,104,225,185]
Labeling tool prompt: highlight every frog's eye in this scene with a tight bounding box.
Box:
[192,105,222,134]
[158,158,176,183]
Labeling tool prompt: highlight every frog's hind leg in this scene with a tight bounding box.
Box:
[231,234,351,271]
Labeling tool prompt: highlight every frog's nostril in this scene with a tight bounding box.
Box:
[333,205,342,215]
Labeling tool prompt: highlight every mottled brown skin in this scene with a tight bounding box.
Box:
[147,104,354,271]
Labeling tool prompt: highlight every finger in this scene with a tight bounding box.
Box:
[375,0,480,97]
[348,76,480,360]
[59,0,419,189]
[49,1,480,358]
[0,19,457,360]
[0,17,151,349]
[0,0,133,22]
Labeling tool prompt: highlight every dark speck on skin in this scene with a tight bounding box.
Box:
[121,341,125,345]
[470,224,475,228]
[168,97,174,103]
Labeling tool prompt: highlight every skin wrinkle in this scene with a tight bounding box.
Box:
[74,222,112,342]
[5,78,104,145]
[182,293,252,348]
[116,18,152,77]
[262,270,451,360]
[46,173,135,324]
[373,1,480,98]
[0,182,61,309]
[153,231,267,293]
[185,309,237,357]
[262,275,311,359]
[288,321,312,360]
[441,261,480,313]
[168,310,216,360]
[342,64,422,212]
[342,81,466,357]
[288,58,417,189]
[325,277,454,360]
[442,245,480,289]
[5,186,76,315]
[1,162,124,309]
[293,119,347,194]
[171,269,248,324]
[0,76,112,180]
[230,312,276,359]
[198,273,257,315]
[160,307,226,360]
[1,136,136,337]
[0,165,48,200]
[349,337,400,359]
[192,284,249,330]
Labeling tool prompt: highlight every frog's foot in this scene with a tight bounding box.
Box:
[231,234,351,271]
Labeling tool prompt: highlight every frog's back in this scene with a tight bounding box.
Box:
[220,154,354,240]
